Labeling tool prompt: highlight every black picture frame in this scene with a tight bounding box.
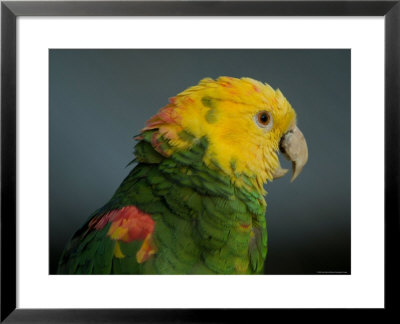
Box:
[1,0,399,322]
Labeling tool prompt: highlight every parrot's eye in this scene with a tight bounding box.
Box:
[255,111,273,130]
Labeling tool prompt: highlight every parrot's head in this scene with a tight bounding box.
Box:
[141,76,308,193]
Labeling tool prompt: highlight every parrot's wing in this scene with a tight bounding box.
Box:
[57,206,156,274]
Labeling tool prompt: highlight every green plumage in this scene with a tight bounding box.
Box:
[58,131,267,274]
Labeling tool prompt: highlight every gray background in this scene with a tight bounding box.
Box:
[49,49,350,274]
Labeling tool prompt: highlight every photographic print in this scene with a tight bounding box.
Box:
[50,49,350,275]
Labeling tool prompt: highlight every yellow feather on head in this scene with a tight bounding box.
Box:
[142,76,297,193]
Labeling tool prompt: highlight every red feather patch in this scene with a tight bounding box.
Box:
[89,206,155,243]
[143,104,180,131]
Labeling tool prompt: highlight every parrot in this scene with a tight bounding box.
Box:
[57,76,308,275]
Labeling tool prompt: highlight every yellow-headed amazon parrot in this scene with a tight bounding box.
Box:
[57,77,308,274]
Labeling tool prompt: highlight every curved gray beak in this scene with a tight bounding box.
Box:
[273,125,308,182]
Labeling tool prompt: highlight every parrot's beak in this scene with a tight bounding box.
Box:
[273,125,308,182]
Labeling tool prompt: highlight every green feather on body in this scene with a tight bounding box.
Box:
[58,131,268,275]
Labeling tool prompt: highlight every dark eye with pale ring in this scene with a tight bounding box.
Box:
[255,111,273,130]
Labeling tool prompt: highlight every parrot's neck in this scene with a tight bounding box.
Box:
[135,128,271,197]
